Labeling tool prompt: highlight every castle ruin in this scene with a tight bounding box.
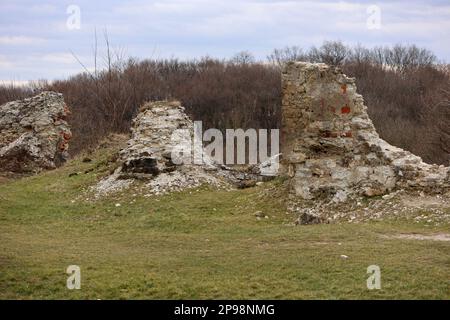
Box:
[281,62,449,202]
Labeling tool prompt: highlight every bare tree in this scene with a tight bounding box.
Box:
[435,86,450,164]
[267,46,307,68]
[349,43,371,64]
[230,51,255,65]
[382,44,436,71]
[309,41,350,66]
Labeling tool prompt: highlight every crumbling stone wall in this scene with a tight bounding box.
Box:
[92,100,226,197]
[118,100,215,179]
[0,91,71,173]
[94,100,270,197]
[281,62,449,201]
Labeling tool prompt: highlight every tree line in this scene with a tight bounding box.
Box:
[0,41,448,165]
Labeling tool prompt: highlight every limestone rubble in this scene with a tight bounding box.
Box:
[0,91,71,173]
[281,62,450,202]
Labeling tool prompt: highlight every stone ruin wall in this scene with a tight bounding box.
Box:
[0,91,71,173]
[94,100,266,197]
[281,62,449,202]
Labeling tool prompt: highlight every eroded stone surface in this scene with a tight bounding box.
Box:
[0,91,71,173]
[118,100,221,177]
[281,62,450,201]
[93,100,277,197]
[93,101,230,196]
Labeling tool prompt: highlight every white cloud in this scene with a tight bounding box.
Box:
[1,0,450,81]
[41,53,77,64]
[0,55,13,68]
[0,36,46,45]
[28,4,57,14]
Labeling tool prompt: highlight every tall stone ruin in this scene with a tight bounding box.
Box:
[281,62,449,201]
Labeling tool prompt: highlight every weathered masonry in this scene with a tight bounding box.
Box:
[281,62,449,202]
[0,91,71,173]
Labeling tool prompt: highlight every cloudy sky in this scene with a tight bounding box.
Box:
[1,0,449,82]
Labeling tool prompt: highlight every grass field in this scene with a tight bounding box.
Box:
[0,147,449,299]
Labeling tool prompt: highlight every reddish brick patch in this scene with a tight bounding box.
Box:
[59,140,67,151]
[322,131,338,138]
[343,131,352,138]
[341,105,351,114]
[63,132,72,140]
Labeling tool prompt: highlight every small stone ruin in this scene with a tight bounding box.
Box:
[118,100,216,179]
[281,62,449,202]
[94,101,226,196]
[94,100,274,197]
[0,91,71,173]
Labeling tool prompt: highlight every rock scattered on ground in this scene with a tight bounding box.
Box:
[288,189,450,225]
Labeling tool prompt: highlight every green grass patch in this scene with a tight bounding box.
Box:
[0,148,449,299]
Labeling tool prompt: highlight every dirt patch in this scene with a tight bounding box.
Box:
[382,233,450,242]
[0,176,10,184]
